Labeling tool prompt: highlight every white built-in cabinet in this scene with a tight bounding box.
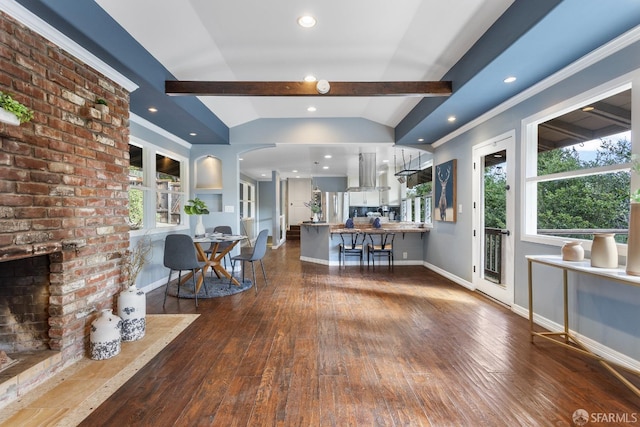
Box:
[347,177,380,206]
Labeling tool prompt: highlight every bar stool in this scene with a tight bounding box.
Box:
[338,232,364,267]
[366,232,395,268]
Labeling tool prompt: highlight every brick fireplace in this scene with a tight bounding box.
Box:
[0,9,130,396]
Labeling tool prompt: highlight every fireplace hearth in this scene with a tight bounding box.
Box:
[0,255,51,354]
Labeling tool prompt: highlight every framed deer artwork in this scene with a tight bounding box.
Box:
[435,159,457,222]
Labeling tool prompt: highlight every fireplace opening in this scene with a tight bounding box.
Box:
[0,255,51,367]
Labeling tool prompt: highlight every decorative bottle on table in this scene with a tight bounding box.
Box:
[561,241,584,261]
[590,233,618,268]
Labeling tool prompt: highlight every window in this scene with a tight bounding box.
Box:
[403,166,433,224]
[155,153,183,227]
[239,181,255,219]
[128,139,188,233]
[128,144,144,229]
[524,84,634,245]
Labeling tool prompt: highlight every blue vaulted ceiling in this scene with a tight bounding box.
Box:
[13,0,640,147]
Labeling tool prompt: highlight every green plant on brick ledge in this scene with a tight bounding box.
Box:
[0,91,34,124]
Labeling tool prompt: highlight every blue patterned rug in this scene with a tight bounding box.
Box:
[166,276,253,298]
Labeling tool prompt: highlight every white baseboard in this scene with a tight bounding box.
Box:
[423,261,475,290]
[299,256,331,265]
[511,305,640,372]
[424,265,640,372]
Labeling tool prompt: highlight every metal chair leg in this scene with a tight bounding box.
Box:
[259,260,267,287]
[192,268,198,308]
[177,271,182,298]
[163,269,173,308]
[229,260,236,287]
[251,261,258,294]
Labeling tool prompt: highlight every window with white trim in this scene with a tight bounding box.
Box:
[128,139,188,232]
[239,181,255,220]
[523,83,634,245]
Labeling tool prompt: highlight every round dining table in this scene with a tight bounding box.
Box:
[183,234,247,293]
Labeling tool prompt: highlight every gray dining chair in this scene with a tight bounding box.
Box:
[163,234,206,308]
[229,229,268,294]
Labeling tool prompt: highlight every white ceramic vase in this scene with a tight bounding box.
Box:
[90,309,122,360]
[117,284,146,341]
[195,215,205,237]
[312,212,319,223]
[590,233,618,268]
[626,203,640,276]
[561,241,584,261]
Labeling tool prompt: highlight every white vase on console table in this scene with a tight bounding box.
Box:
[590,233,618,268]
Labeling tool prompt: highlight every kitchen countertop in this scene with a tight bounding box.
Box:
[299,222,431,233]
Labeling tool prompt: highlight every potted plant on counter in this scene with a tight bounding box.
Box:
[0,91,34,125]
[304,200,322,223]
[184,198,210,237]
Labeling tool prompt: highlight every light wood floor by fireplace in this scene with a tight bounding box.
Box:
[4,240,640,426]
[0,314,198,426]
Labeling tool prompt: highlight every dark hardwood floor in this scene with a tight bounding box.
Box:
[80,241,639,426]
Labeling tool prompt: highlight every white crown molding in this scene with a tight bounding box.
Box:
[129,113,191,149]
[1,1,138,92]
[433,24,640,148]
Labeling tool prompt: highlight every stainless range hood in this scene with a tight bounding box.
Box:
[346,153,390,192]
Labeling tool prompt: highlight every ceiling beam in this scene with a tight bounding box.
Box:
[585,101,631,128]
[165,81,452,97]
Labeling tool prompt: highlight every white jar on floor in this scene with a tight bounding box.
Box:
[90,309,122,360]
[117,284,146,342]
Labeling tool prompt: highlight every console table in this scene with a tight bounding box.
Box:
[527,255,640,398]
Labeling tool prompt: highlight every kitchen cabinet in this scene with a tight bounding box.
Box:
[347,178,379,206]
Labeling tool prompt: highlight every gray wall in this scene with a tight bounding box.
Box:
[258,179,275,238]
[426,37,640,360]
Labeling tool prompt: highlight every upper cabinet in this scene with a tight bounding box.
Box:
[347,177,381,207]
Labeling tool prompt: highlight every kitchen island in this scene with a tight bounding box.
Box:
[299,222,430,266]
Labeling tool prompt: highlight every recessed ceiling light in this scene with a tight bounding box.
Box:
[307,106,317,112]
[189,132,197,136]
[261,173,266,177]
[382,159,389,163]
[239,158,243,161]
[297,15,316,28]
[304,75,317,82]
[582,106,595,112]
[322,166,329,169]
[417,138,424,142]
[447,116,456,122]
[148,107,158,113]
[504,76,517,83]
[292,169,298,173]
[324,155,332,159]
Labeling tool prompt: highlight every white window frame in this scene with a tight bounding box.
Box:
[129,136,189,237]
[521,72,639,253]
[239,181,255,220]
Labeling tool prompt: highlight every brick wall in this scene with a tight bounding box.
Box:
[0,255,50,352]
[0,11,130,362]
